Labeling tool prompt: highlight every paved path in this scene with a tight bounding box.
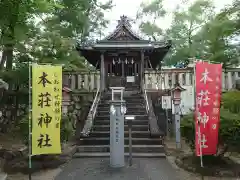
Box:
[55,158,180,180]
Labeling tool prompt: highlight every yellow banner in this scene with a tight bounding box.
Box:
[31,64,62,155]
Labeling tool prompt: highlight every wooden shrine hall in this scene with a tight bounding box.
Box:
[77,15,172,91]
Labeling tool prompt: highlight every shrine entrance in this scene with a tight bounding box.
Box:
[106,53,141,89]
[77,15,172,92]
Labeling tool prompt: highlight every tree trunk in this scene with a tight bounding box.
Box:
[0,1,20,71]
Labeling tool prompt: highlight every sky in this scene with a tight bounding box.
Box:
[100,0,233,38]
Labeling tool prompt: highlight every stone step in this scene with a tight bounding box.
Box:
[93,125,149,131]
[98,102,145,106]
[80,137,161,145]
[77,145,164,153]
[96,111,147,116]
[100,99,145,104]
[94,119,149,125]
[101,95,144,101]
[73,152,165,158]
[104,92,142,96]
[90,131,150,138]
[95,114,148,121]
[97,105,146,111]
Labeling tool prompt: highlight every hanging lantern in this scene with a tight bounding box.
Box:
[125,58,128,64]
[131,58,134,64]
[112,58,115,65]
[118,58,121,64]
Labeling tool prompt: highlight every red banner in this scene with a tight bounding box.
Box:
[195,62,222,156]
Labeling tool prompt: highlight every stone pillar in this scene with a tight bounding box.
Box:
[109,99,125,168]
[227,72,233,90]
[174,104,181,149]
[100,52,105,91]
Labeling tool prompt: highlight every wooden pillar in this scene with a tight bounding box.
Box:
[140,50,144,91]
[100,52,105,91]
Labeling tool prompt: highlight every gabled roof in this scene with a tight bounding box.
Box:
[103,15,144,41]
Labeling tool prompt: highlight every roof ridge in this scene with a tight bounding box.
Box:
[103,16,144,41]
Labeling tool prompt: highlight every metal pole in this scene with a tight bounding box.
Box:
[28,63,32,180]
[128,120,132,166]
[193,60,203,168]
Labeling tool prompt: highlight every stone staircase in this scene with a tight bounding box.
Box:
[74,91,165,158]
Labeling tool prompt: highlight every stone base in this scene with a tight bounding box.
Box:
[3,155,66,174]
[2,144,77,174]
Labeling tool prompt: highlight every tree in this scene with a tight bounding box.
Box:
[0,0,112,132]
[0,0,113,71]
[165,0,215,65]
[137,0,239,67]
[0,0,58,70]
[196,0,240,67]
[136,0,166,41]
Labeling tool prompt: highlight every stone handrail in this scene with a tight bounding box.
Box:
[80,87,101,137]
[144,89,149,113]
[144,91,163,137]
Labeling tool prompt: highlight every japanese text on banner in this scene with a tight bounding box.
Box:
[32,64,62,155]
[195,62,222,156]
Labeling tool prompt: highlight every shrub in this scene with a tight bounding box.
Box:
[222,91,240,114]
[60,115,74,143]
[181,109,240,155]
[181,91,240,155]
[18,114,74,145]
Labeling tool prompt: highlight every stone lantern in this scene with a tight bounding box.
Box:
[171,82,185,105]
[170,82,186,149]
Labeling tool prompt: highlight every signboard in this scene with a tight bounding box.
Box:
[31,64,62,155]
[195,62,222,156]
[126,76,135,82]
[162,96,171,109]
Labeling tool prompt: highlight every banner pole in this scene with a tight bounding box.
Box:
[28,63,32,180]
[193,60,204,168]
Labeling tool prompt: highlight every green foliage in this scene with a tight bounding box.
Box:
[180,113,195,150]
[181,109,240,153]
[17,114,74,145]
[181,91,240,153]
[0,0,112,71]
[137,0,240,66]
[222,91,240,114]
[60,116,74,143]
[18,114,30,145]
[136,0,166,41]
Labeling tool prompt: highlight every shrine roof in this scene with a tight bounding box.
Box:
[76,15,172,69]
[103,15,143,41]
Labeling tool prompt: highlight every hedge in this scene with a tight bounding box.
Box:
[181,91,240,155]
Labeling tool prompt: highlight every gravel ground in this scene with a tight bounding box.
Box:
[6,168,62,180]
